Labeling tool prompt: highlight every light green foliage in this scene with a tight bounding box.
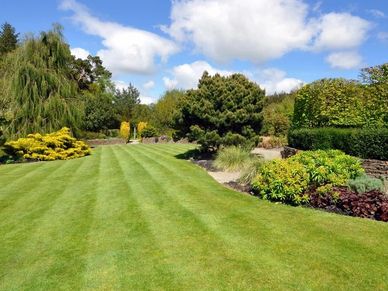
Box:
[290,150,364,187]
[214,146,251,171]
[1,25,83,138]
[173,72,265,150]
[348,175,384,194]
[252,150,364,205]
[261,93,294,136]
[140,126,158,138]
[252,159,310,205]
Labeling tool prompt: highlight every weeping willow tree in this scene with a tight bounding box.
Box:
[1,24,83,138]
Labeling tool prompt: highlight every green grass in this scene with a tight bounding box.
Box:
[0,144,387,290]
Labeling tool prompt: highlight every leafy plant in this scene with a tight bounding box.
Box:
[3,127,91,161]
[347,175,384,194]
[252,159,310,205]
[214,146,251,172]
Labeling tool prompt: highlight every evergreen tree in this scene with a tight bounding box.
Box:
[114,84,140,121]
[1,25,83,138]
[0,22,19,56]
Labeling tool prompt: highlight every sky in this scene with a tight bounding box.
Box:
[1,0,387,103]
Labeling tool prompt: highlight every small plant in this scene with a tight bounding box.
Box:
[137,121,148,136]
[214,146,251,172]
[347,175,384,194]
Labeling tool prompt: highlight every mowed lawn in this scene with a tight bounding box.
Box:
[0,144,387,290]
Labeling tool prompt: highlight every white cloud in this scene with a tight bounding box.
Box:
[143,80,155,90]
[312,13,371,51]
[70,47,90,59]
[60,0,179,75]
[113,80,128,91]
[325,51,363,69]
[140,95,156,105]
[163,61,233,90]
[163,0,313,63]
[257,68,304,95]
[164,61,303,95]
[378,32,388,42]
[367,9,385,18]
[163,1,370,65]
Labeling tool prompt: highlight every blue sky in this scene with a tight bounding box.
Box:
[1,0,387,103]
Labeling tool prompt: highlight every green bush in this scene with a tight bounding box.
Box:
[140,126,158,138]
[347,175,384,194]
[288,127,388,160]
[252,159,310,205]
[290,150,364,187]
[214,146,251,172]
[252,150,364,205]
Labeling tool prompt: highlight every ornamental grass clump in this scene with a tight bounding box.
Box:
[214,146,252,172]
[4,127,90,161]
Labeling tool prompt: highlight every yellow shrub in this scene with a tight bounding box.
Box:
[4,127,91,161]
[120,121,130,140]
[137,122,148,136]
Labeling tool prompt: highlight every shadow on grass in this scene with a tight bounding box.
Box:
[175,148,215,160]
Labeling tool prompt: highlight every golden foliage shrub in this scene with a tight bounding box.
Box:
[137,121,148,136]
[120,121,130,140]
[4,127,91,161]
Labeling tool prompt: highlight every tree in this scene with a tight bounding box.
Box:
[360,63,388,85]
[173,72,265,151]
[152,89,185,135]
[0,25,83,138]
[114,84,140,121]
[0,22,18,56]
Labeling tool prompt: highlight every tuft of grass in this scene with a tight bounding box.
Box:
[238,156,264,184]
[214,146,251,172]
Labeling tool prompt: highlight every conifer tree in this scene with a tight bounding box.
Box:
[0,22,18,56]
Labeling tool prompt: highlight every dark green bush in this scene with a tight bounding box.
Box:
[288,127,388,160]
[140,126,158,138]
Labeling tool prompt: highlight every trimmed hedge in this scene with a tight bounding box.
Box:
[288,128,388,160]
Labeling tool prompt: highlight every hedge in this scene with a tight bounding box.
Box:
[288,127,388,160]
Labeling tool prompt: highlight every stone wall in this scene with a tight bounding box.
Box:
[362,159,388,179]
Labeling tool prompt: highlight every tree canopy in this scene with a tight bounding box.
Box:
[173,72,265,150]
[0,22,18,56]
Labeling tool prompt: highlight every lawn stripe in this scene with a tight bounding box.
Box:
[118,145,263,289]
[0,150,101,290]
[130,144,388,289]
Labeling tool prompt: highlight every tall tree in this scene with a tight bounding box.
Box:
[1,24,83,138]
[0,22,19,56]
[173,72,265,150]
[114,84,140,121]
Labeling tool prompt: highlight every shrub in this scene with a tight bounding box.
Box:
[252,159,310,205]
[347,175,384,194]
[290,150,364,187]
[80,131,107,140]
[214,146,251,172]
[120,121,130,140]
[140,126,157,138]
[252,150,364,205]
[4,127,91,161]
[288,127,388,160]
[137,121,148,136]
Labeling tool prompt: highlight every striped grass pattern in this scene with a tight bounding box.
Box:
[0,144,387,290]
